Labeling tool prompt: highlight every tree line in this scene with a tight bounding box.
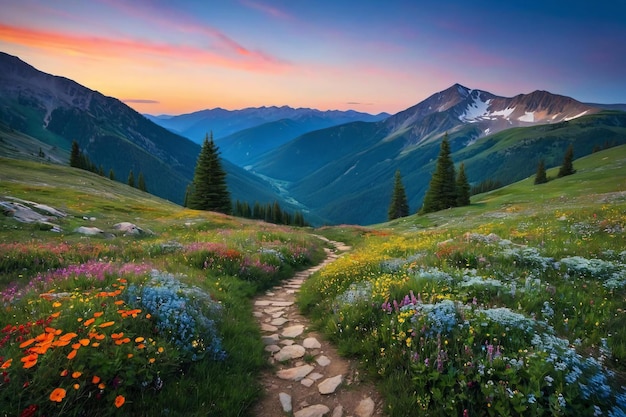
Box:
[184,133,309,227]
[69,140,147,192]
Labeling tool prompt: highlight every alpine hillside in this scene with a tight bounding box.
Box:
[0,52,293,210]
[250,84,626,224]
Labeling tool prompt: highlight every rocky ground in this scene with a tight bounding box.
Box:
[251,239,383,417]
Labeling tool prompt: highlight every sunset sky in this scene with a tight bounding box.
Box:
[1,0,625,115]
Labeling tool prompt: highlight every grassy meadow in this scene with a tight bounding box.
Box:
[0,157,327,416]
[1,144,625,416]
[304,146,626,416]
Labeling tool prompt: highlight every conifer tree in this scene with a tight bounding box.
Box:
[127,170,135,188]
[137,172,147,192]
[187,132,231,214]
[455,162,471,206]
[557,144,576,178]
[109,169,116,181]
[420,134,457,214]
[388,170,409,220]
[252,202,262,219]
[69,140,81,168]
[534,159,548,184]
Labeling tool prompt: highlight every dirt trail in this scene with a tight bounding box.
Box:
[251,238,383,417]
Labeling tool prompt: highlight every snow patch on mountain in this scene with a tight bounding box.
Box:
[487,107,516,119]
[459,95,491,122]
[565,110,589,121]
[518,112,535,122]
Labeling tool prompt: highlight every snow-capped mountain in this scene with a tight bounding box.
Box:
[381,84,600,146]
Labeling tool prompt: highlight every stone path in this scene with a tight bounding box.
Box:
[252,238,383,417]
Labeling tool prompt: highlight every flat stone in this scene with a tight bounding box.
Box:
[280,339,295,346]
[262,334,280,345]
[271,311,285,318]
[300,378,314,387]
[274,344,306,361]
[264,307,284,313]
[261,323,279,332]
[331,405,344,417]
[271,317,289,326]
[266,292,275,296]
[355,397,375,417]
[294,404,330,417]
[253,311,264,318]
[316,355,331,367]
[279,392,292,413]
[308,372,324,381]
[303,337,321,349]
[282,324,305,338]
[271,301,294,307]
[277,364,314,381]
[254,300,271,306]
[264,344,281,353]
[318,374,343,395]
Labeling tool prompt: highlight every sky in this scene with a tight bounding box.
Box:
[1,0,625,116]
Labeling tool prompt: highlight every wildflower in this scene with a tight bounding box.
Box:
[73,383,80,390]
[72,371,82,378]
[67,349,78,360]
[92,375,101,384]
[60,369,68,377]
[49,387,66,402]
[99,321,115,328]
[114,395,125,408]
[1,359,12,369]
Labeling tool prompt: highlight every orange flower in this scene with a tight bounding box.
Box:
[83,318,95,327]
[93,311,104,317]
[134,337,145,343]
[127,353,134,359]
[50,312,61,318]
[19,338,35,348]
[67,349,78,360]
[98,321,115,328]
[78,339,90,347]
[114,300,125,305]
[72,371,82,378]
[20,353,38,363]
[92,342,100,347]
[1,359,12,369]
[59,333,77,342]
[98,382,106,389]
[136,343,146,350]
[111,332,124,340]
[60,369,69,377]
[145,314,151,319]
[23,359,37,369]
[114,395,125,408]
[73,383,80,390]
[148,358,155,364]
[44,326,57,333]
[49,388,66,402]
[92,375,101,384]
[71,343,81,350]
[52,301,62,308]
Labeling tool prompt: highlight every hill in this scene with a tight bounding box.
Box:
[0,52,297,211]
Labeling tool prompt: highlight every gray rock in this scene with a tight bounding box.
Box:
[74,226,105,236]
[113,222,148,236]
[264,345,281,353]
[276,364,314,381]
[318,374,343,394]
[331,405,344,417]
[294,404,330,417]
[262,334,280,345]
[271,317,289,326]
[303,337,321,349]
[279,392,292,413]
[354,397,375,417]
[300,377,314,387]
[282,324,305,338]
[316,355,331,367]
[261,323,279,332]
[274,344,306,361]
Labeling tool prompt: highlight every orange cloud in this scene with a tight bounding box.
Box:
[0,23,290,73]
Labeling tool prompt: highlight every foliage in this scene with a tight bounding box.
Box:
[233,199,308,227]
[421,134,457,214]
[388,170,410,220]
[534,158,548,184]
[558,144,576,178]
[455,163,471,206]
[187,132,232,214]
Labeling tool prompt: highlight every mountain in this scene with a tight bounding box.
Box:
[0,52,289,209]
[250,84,626,224]
[145,106,389,144]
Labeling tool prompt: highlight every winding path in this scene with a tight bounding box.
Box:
[251,237,383,417]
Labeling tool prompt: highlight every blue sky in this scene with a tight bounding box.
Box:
[1,0,624,115]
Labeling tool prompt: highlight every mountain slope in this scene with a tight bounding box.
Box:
[251,84,623,225]
[145,106,389,144]
[0,52,289,209]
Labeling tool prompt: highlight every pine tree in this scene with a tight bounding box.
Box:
[534,159,548,184]
[109,169,116,181]
[252,202,262,219]
[98,165,105,177]
[127,170,135,187]
[557,144,575,178]
[455,162,471,206]
[137,172,147,192]
[69,140,81,167]
[388,170,409,220]
[420,134,457,214]
[187,132,231,214]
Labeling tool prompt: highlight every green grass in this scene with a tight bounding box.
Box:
[0,157,326,417]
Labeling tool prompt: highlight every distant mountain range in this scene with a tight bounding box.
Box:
[1,51,625,225]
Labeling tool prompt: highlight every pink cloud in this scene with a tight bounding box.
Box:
[0,23,291,73]
[239,0,293,20]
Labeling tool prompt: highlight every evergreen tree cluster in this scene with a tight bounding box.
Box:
[534,144,576,185]
[69,140,148,192]
[233,200,308,227]
[419,134,471,215]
